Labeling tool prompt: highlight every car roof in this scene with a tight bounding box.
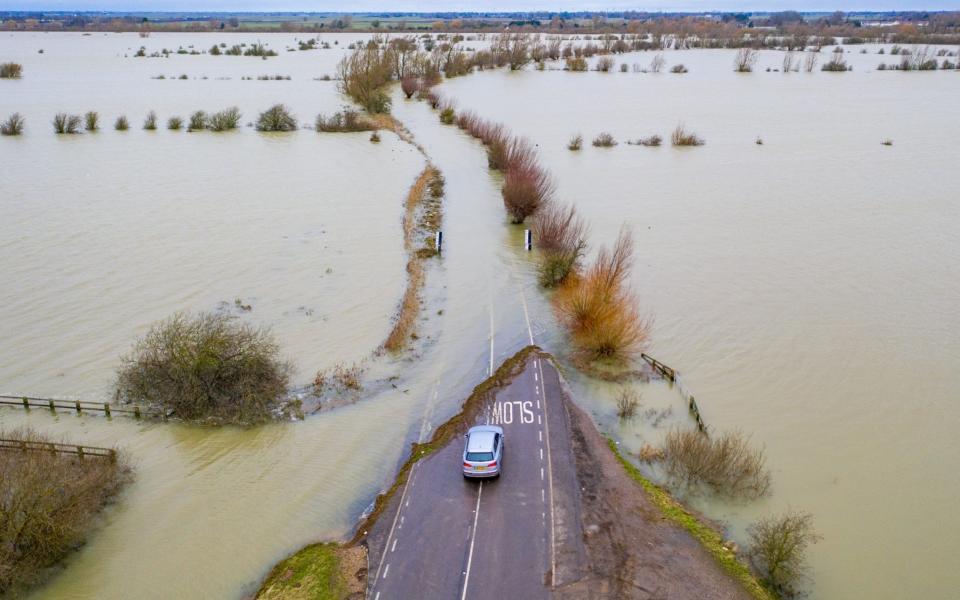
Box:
[466,426,502,452]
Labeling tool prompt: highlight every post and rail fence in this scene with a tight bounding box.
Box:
[0,394,162,419]
[640,353,707,434]
[0,437,118,461]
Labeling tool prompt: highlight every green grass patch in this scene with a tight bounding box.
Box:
[605,438,777,600]
[256,543,346,600]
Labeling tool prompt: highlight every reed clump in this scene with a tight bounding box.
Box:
[114,115,129,131]
[0,62,22,78]
[315,109,374,132]
[143,110,157,130]
[534,203,587,287]
[115,311,294,424]
[52,113,82,134]
[616,387,641,419]
[84,111,99,131]
[0,427,131,597]
[208,106,241,131]
[553,229,649,363]
[1,112,25,135]
[439,102,456,125]
[661,428,771,499]
[256,104,297,131]
[671,124,704,146]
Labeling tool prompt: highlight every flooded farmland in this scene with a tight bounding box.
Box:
[2,32,959,600]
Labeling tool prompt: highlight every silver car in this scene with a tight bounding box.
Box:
[462,425,504,479]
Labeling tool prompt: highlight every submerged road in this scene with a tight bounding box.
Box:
[366,352,585,600]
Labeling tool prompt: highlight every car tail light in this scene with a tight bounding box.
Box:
[463,462,471,467]
[488,461,497,467]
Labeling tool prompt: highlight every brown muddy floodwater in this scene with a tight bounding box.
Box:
[1,33,959,600]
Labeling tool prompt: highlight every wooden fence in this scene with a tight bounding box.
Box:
[640,353,706,434]
[0,394,153,418]
[0,437,117,461]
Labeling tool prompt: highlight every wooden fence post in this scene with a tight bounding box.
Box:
[134,405,141,419]
[75,399,82,413]
[22,397,29,409]
[77,446,84,459]
[104,403,111,417]
[48,398,55,411]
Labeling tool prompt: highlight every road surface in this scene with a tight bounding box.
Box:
[365,352,585,600]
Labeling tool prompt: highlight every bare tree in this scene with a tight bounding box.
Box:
[803,50,819,72]
[734,47,758,72]
[782,50,797,72]
[649,53,666,72]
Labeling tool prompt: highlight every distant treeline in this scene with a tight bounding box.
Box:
[2,11,960,42]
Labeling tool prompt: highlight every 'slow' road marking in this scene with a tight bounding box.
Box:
[461,481,484,600]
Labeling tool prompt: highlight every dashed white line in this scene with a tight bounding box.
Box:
[375,592,381,600]
[461,481,484,600]
[540,447,544,461]
[391,539,397,553]
[539,430,543,442]
[537,414,542,425]
[540,467,544,481]
[542,488,546,502]
[537,399,541,409]
[534,371,538,382]
[383,564,390,579]
[372,462,417,586]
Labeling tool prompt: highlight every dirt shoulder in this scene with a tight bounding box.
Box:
[554,369,773,600]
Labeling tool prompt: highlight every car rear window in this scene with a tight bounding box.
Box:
[466,452,494,462]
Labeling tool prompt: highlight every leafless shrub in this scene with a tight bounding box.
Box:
[734,47,759,72]
[1,112,24,135]
[627,134,662,147]
[670,63,688,73]
[595,56,615,72]
[143,110,157,130]
[502,160,555,224]
[52,113,82,134]
[208,106,241,131]
[616,387,641,419]
[554,229,649,363]
[188,110,207,131]
[0,62,22,78]
[114,115,129,131]
[534,202,587,287]
[565,56,588,71]
[783,50,798,72]
[400,75,420,98]
[256,104,297,131]
[671,123,704,146]
[567,133,583,150]
[803,51,819,72]
[315,109,374,132]
[313,362,363,394]
[0,427,131,596]
[637,442,665,462]
[661,429,771,499]
[592,132,617,147]
[747,510,821,597]
[115,311,293,424]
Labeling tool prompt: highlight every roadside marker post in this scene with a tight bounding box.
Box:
[524,229,532,251]
[435,230,443,254]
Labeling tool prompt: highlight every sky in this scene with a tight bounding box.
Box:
[0,1,953,12]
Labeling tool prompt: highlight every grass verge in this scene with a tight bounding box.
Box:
[605,437,776,600]
[255,543,363,600]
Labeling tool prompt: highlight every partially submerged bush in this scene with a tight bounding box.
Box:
[502,160,554,224]
[616,387,641,419]
[315,109,373,132]
[670,63,689,73]
[167,116,183,130]
[595,56,615,72]
[661,429,771,499]
[114,115,129,131]
[534,202,587,287]
[554,229,648,363]
[734,47,758,72]
[337,43,393,114]
[52,113,82,134]
[0,112,24,136]
[627,134,662,147]
[84,111,99,131]
[256,104,297,131]
[565,56,588,71]
[208,106,241,131]
[822,53,851,71]
[115,311,293,424]
[143,110,157,130]
[0,62,22,78]
[188,110,207,131]
[671,124,704,146]
[0,427,131,596]
[592,132,617,147]
[400,75,419,99]
[747,510,821,598]
[439,103,456,125]
[567,133,583,151]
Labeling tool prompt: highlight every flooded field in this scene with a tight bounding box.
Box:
[2,32,959,599]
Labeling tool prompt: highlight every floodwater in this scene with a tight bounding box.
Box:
[1,32,958,599]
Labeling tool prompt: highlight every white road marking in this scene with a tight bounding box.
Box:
[375,593,380,600]
[520,287,535,345]
[461,481,484,600]
[539,430,543,442]
[400,516,405,526]
[541,467,544,481]
[391,539,397,552]
[536,358,558,583]
[537,399,541,410]
[383,564,390,579]
[537,414,541,425]
[540,447,543,461]
[542,488,545,502]
[534,371,538,382]
[536,384,539,395]
[372,462,417,586]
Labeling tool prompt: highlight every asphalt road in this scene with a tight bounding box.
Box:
[366,353,583,600]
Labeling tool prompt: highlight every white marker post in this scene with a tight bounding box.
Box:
[524,229,532,251]
[435,230,443,254]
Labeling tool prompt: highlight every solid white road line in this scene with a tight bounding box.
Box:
[520,287,535,345]
[372,462,418,587]
[461,481,484,600]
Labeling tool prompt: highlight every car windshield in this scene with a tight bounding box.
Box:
[466,452,494,462]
